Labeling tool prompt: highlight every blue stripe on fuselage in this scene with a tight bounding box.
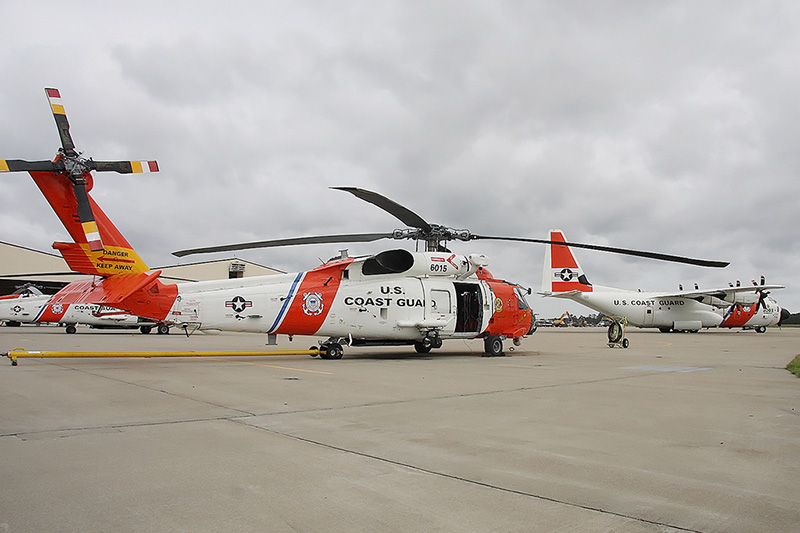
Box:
[33,302,50,322]
[268,272,304,333]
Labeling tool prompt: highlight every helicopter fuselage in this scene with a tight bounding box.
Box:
[167,249,535,354]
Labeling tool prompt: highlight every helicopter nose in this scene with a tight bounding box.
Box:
[779,308,791,326]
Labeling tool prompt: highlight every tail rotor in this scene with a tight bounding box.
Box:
[1,88,158,251]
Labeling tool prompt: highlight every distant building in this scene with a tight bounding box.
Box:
[0,241,282,295]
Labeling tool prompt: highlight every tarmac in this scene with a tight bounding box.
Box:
[1,325,798,532]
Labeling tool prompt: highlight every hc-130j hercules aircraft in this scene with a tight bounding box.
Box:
[541,230,788,347]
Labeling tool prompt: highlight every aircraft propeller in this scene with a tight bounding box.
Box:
[1,88,158,251]
[174,187,729,268]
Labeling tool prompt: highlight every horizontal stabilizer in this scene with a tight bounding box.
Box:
[96,271,163,306]
[53,241,150,277]
[538,290,584,298]
[53,242,102,275]
[46,271,178,322]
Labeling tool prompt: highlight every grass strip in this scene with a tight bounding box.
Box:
[787,355,800,378]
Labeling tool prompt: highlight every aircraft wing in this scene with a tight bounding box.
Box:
[653,284,784,300]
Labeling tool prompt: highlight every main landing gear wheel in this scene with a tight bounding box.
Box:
[65,324,77,334]
[755,326,767,333]
[414,335,442,354]
[483,335,504,357]
[157,323,170,335]
[414,341,432,354]
[320,342,344,360]
[139,325,152,334]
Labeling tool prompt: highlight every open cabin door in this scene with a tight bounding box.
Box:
[454,282,484,333]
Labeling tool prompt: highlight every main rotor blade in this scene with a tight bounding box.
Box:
[45,88,76,153]
[332,187,432,232]
[0,159,58,172]
[92,160,159,173]
[173,232,395,257]
[472,235,729,268]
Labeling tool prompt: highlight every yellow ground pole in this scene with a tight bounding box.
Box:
[4,347,321,365]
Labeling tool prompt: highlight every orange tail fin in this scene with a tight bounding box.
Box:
[541,230,593,294]
[30,171,150,275]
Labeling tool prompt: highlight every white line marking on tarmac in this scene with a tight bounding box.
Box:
[621,365,711,373]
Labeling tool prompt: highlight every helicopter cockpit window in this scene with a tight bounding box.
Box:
[514,287,531,310]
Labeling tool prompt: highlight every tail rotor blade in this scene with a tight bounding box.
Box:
[1,159,59,172]
[45,88,76,153]
[92,160,159,173]
[72,179,103,251]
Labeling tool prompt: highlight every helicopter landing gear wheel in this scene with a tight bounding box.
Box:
[65,324,76,334]
[157,323,169,335]
[755,326,767,333]
[139,325,152,334]
[414,341,432,354]
[309,346,320,357]
[415,333,442,354]
[321,342,343,360]
[483,335,504,357]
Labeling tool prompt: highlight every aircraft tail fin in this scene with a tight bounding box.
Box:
[31,172,151,276]
[541,229,593,294]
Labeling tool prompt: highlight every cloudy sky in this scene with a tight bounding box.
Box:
[1,1,798,318]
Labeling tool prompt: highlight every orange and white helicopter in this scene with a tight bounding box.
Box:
[1,88,728,358]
